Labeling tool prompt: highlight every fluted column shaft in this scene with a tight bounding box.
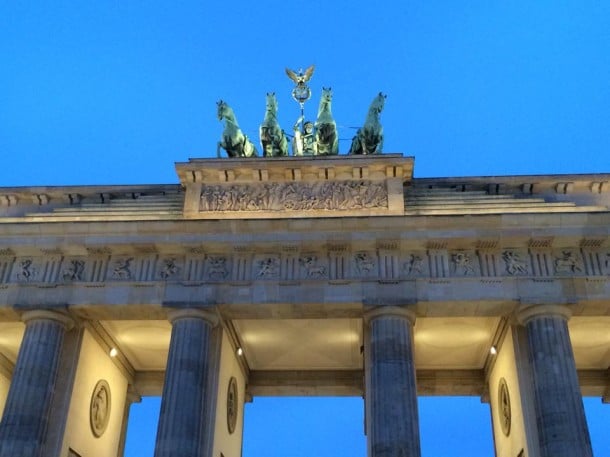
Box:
[0,310,73,457]
[365,307,421,457]
[154,309,217,457]
[518,305,593,457]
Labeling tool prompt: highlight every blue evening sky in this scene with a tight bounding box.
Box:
[1,1,610,456]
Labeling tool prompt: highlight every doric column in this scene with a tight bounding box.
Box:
[0,310,74,457]
[517,304,593,457]
[364,306,421,457]
[154,309,218,457]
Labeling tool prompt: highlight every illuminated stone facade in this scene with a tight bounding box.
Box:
[0,155,608,457]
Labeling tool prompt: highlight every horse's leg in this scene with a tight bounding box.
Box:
[377,135,384,154]
[331,126,339,155]
[349,132,361,155]
[217,142,223,158]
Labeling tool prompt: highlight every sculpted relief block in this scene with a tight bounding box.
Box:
[199,181,388,213]
[451,251,478,276]
[299,255,328,279]
[403,253,425,277]
[502,250,529,276]
[553,250,584,275]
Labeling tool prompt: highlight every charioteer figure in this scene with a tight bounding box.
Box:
[292,115,317,156]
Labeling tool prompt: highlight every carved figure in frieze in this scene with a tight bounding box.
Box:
[259,93,288,157]
[217,100,258,158]
[299,255,327,279]
[314,88,338,156]
[403,254,423,276]
[349,92,386,155]
[502,251,528,275]
[256,257,279,278]
[159,258,180,280]
[355,252,375,275]
[452,252,475,275]
[207,256,229,280]
[17,259,37,281]
[63,259,85,281]
[112,258,133,280]
[554,250,583,274]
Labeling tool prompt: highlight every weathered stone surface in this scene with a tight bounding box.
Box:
[0,311,73,457]
[518,305,593,457]
[365,307,420,457]
[154,309,217,457]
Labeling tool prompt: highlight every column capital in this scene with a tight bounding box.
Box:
[126,384,142,405]
[21,309,75,331]
[515,304,572,326]
[167,308,219,327]
[364,306,417,326]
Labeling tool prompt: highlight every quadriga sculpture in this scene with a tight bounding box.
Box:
[217,100,258,158]
[259,93,288,157]
[349,92,386,155]
[314,87,339,155]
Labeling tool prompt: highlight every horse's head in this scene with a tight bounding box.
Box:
[321,87,333,103]
[265,92,278,113]
[370,92,387,114]
[217,100,234,121]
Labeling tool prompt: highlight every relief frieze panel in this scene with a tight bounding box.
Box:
[62,258,86,282]
[450,251,479,276]
[254,255,280,279]
[402,253,426,277]
[14,258,40,282]
[354,252,377,277]
[157,258,182,281]
[109,257,134,280]
[205,255,230,281]
[0,246,607,287]
[199,181,388,213]
[299,254,328,280]
[553,249,584,275]
[501,250,529,276]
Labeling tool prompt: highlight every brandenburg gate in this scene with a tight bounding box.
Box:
[0,154,609,457]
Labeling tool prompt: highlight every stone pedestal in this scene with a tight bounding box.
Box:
[154,309,218,457]
[517,304,593,457]
[365,306,421,457]
[0,310,74,457]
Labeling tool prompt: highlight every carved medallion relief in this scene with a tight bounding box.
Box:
[497,378,511,436]
[90,380,111,438]
[227,377,238,434]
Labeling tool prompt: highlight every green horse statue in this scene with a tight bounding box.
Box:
[314,87,339,155]
[259,93,288,157]
[349,92,386,155]
[217,100,258,158]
